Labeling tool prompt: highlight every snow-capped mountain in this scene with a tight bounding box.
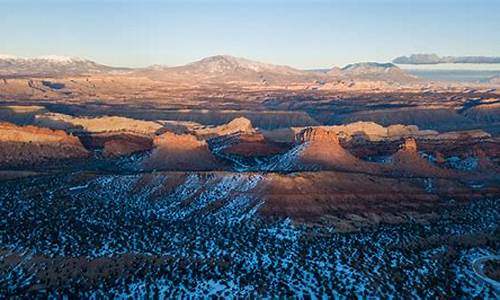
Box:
[340,62,400,74]
[0,54,128,76]
[181,55,304,75]
[328,62,418,83]
[0,53,418,84]
[140,55,318,84]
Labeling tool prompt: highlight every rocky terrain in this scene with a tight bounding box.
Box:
[0,54,498,297]
[0,122,89,167]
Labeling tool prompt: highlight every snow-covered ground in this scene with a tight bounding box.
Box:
[0,173,498,298]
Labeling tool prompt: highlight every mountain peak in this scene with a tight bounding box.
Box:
[187,55,291,74]
[197,54,238,62]
[0,54,87,63]
[141,54,309,84]
[333,61,416,83]
[193,55,308,74]
[35,55,86,63]
[0,54,119,76]
[341,62,398,73]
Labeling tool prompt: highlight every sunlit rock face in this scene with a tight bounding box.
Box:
[194,117,256,138]
[142,132,225,171]
[221,117,255,134]
[0,122,89,166]
[295,127,339,144]
[262,127,382,173]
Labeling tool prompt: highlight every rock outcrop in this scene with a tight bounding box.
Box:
[268,127,382,173]
[34,113,162,158]
[35,113,163,135]
[0,122,89,166]
[295,127,340,144]
[142,132,224,171]
[195,117,256,138]
[280,122,491,143]
[399,137,418,153]
[389,137,452,177]
[217,117,255,135]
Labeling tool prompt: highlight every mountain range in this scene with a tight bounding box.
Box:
[0,53,417,84]
[0,54,129,77]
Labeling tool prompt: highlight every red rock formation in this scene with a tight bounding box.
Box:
[295,127,340,144]
[142,132,225,171]
[222,117,254,134]
[0,122,89,166]
[291,127,383,173]
[390,137,453,177]
[196,116,256,138]
[399,137,418,152]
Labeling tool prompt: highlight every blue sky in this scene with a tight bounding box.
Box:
[0,0,499,68]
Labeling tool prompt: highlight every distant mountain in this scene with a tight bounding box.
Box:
[0,53,420,84]
[331,62,417,83]
[141,56,419,85]
[393,54,500,64]
[181,55,303,75]
[0,54,129,77]
[340,62,400,74]
[139,55,316,84]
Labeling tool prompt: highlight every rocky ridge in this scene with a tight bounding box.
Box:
[0,122,89,166]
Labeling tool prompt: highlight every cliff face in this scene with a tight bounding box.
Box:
[267,127,383,173]
[389,137,454,177]
[295,127,340,144]
[0,122,89,167]
[195,117,256,138]
[34,113,163,135]
[0,122,83,144]
[142,132,225,171]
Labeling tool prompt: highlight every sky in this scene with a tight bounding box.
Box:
[0,0,499,69]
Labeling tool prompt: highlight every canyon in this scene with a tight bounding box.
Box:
[0,54,498,298]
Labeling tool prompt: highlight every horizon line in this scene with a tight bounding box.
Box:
[2,52,500,71]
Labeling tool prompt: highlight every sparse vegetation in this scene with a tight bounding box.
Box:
[0,172,498,297]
